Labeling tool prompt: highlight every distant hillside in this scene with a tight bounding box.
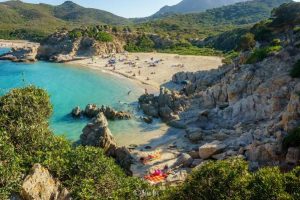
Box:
[154,0,247,16]
[53,1,128,24]
[143,0,292,30]
[0,0,128,41]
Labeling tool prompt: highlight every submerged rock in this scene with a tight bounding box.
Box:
[21,164,71,200]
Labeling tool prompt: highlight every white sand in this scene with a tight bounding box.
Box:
[69,52,223,91]
[0,39,39,49]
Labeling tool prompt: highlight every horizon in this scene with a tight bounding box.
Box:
[0,0,182,18]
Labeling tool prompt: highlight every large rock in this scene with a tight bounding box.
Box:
[81,104,131,120]
[71,106,81,118]
[21,164,70,200]
[172,153,193,168]
[80,112,117,155]
[198,141,227,159]
[0,46,38,62]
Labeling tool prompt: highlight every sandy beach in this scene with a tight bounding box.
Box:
[0,39,39,48]
[69,52,223,91]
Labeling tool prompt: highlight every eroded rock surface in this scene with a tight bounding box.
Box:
[0,46,39,62]
[21,164,70,200]
[139,46,300,167]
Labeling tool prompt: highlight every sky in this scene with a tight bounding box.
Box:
[2,0,182,18]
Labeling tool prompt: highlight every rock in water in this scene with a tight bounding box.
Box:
[21,164,70,200]
[71,106,81,118]
[0,46,38,62]
[80,112,117,155]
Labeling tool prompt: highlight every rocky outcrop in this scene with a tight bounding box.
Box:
[0,46,39,62]
[71,104,131,120]
[198,141,227,159]
[37,31,124,62]
[140,46,300,168]
[80,112,117,154]
[80,112,132,174]
[85,104,131,120]
[21,164,70,200]
[139,87,186,123]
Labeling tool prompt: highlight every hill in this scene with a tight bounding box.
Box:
[0,0,128,41]
[154,0,247,16]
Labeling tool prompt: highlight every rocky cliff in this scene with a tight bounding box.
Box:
[140,45,300,169]
[37,31,125,62]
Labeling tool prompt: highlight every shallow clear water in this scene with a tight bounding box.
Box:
[0,48,148,141]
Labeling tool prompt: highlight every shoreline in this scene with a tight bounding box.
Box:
[0,39,39,48]
[68,52,223,94]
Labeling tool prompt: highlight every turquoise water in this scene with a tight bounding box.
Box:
[0,48,146,141]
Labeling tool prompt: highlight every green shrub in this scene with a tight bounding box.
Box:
[0,133,22,199]
[290,60,300,78]
[249,167,291,200]
[95,31,113,42]
[283,127,300,149]
[239,33,256,51]
[0,86,53,153]
[222,51,240,64]
[69,29,83,39]
[166,158,251,200]
[246,45,282,64]
[0,86,151,199]
[284,167,300,199]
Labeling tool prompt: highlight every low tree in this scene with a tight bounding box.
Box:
[239,33,256,51]
[270,2,300,44]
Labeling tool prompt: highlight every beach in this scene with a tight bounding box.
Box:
[0,39,39,48]
[68,52,223,91]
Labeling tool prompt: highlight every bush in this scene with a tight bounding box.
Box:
[284,167,300,199]
[290,60,300,78]
[239,33,256,51]
[0,86,53,153]
[95,31,113,42]
[246,45,282,64]
[282,127,300,149]
[0,86,151,199]
[166,158,251,200]
[0,133,22,199]
[249,167,291,200]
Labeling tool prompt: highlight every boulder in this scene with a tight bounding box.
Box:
[166,170,188,185]
[84,104,99,118]
[21,164,70,200]
[80,112,117,155]
[172,153,193,168]
[186,128,204,142]
[286,147,300,165]
[71,106,81,118]
[199,141,227,159]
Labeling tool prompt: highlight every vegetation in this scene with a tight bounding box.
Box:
[0,86,299,199]
[283,127,300,149]
[290,60,300,78]
[0,86,150,199]
[164,158,300,200]
[246,45,282,64]
[239,33,256,51]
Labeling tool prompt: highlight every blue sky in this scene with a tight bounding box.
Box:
[2,0,182,18]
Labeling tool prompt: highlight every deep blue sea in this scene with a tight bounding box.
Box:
[0,48,149,142]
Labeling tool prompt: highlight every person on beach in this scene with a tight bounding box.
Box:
[138,70,141,76]
[145,89,148,95]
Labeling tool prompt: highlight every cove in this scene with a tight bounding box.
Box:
[0,48,148,141]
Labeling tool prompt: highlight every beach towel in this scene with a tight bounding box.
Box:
[140,152,161,164]
[144,169,168,183]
